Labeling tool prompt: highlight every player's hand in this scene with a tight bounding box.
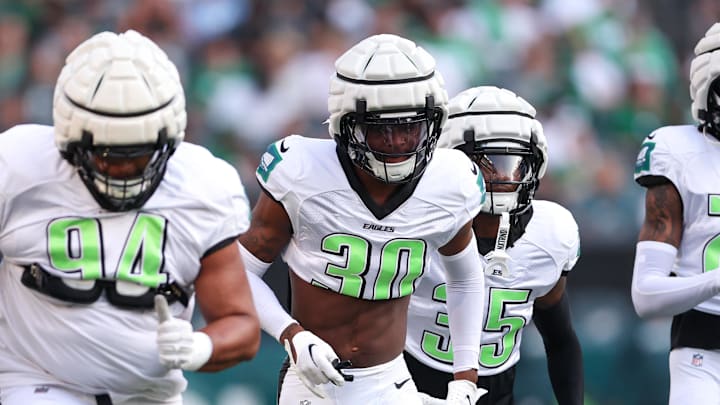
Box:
[284,330,346,398]
[155,295,213,371]
[445,380,486,404]
[417,381,487,405]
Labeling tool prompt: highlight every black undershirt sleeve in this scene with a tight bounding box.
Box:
[532,290,584,405]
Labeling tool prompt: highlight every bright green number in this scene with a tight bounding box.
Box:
[420,286,530,367]
[704,195,720,272]
[323,234,369,297]
[46,214,168,287]
[48,218,103,280]
[420,283,453,363]
[115,214,168,286]
[479,288,530,367]
[322,234,426,299]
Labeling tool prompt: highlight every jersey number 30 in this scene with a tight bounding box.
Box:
[321,233,426,300]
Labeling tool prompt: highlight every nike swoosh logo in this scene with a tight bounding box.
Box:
[470,162,478,175]
[394,378,411,389]
[466,394,472,404]
[307,344,317,364]
[647,132,656,139]
[280,139,289,152]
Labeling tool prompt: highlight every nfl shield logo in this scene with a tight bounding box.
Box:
[692,353,704,367]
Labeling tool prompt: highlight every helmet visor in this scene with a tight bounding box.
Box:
[354,114,430,163]
[474,154,531,192]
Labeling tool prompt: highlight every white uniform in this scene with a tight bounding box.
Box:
[257,135,483,404]
[0,124,250,403]
[258,135,483,301]
[635,124,720,404]
[405,201,579,375]
[634,124,720,315]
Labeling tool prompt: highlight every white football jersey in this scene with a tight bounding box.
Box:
[0,124,250,400]
[256,135,484,301]
[634,124,720,315]
[405,200,580,375]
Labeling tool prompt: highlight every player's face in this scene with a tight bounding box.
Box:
[364,122,423,163]
[92,153,153,179]
[474,154,528,192]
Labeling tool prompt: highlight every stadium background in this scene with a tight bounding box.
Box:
[0,0,715,403]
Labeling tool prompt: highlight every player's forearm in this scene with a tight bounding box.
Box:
[246,270,297,341]
[441,235,486,377]
[632,241,720,317]
[533,292,584,405]
[199,314,261,372]
[545,340,583,405]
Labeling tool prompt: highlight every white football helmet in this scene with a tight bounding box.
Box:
[690,22,720,138]
[53,30,186,211]
[327,34,448,183]
[438,86,547,215]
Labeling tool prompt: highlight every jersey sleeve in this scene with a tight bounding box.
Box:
[448,150,486,232]
[553,203,580,274]
[199,158,251,254]
[0,125,48,235]
[562,218,581,274]
[255,135,304,202]
[0,145,8,233]
[634,127,678,187]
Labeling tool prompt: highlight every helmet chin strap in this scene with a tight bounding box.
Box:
[484,211,511,277]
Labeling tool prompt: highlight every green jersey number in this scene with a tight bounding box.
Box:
[321,234,426,299]
[47,213,168,287]
[635,141,656,174]
[420,286,530,368]
[479,288,530,367]
[704,195,720,272]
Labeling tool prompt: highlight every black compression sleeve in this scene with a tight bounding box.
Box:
[533,290,584,405]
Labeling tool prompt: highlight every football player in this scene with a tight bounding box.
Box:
[632,22,720,404]
[405,86,584,405]
[239,34,488,404]
[0,30,260,404]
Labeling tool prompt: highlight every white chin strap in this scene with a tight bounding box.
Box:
[481,191,519,214]
[94,175,148,199]
[484,211,511,277]
[366,153,416,182]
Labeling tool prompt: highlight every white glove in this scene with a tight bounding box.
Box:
[418,380,487,405]
[284,330,346,398]
[155,295,213,371]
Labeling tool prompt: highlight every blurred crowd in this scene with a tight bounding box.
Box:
[1,0,718,247]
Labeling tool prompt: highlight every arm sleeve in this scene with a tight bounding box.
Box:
[246,271,297,342]
[239,243,296,341]
[632,241,720,318]
[533,290,584,405]
[441,234,486,373]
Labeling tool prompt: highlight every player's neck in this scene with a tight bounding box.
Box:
[354,167,402,205]
[472,214,500,238]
